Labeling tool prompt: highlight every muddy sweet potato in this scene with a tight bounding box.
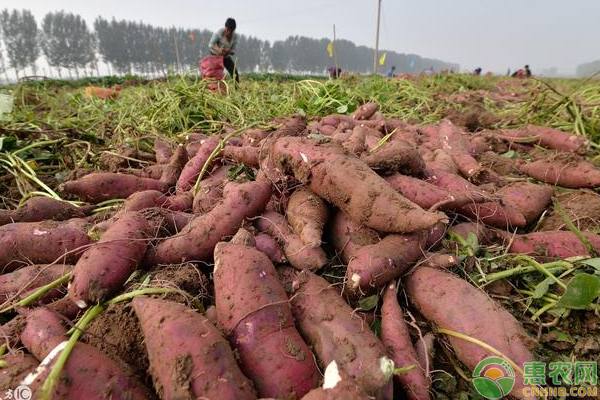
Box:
[496,182,553,224]
[448,222,491,245]
[381,283,430,400]
[287,187,328,248]
[0,353,38,391]
[518,153,600,188]
[301,361,371,400]
[0,219,92,272]
[223,145,260,167]
[214,241,320,398]
[133,296,256,400]
[260,136,446,233]
[346,231,427,295]
[384,174,470,211]
[59,172,168,203]
[328,210,379,264]
[425,169,490,204]
[500,125,589,154]
[176,135,220,193]
[159,144,188,186]
[192,165,229,214]
[287,268,394,395]
[256,210,327,271]
[457,201,527,229]
[494,230,600,259]
[0,264,72,303]
[0,197,93,226]
[69,211,152,307]
[405,267,535,400]
[450,152,501,185]
[21,307,151,400]
[361,140,426,176]
[146,179,271,265]
[352,102,379,120]
[254,233,286,264]
[154,137,173,164]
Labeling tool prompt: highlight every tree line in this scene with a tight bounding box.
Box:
[0,9,459,81]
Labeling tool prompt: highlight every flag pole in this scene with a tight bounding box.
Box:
[373,0,382,74]
[333,24,339,76]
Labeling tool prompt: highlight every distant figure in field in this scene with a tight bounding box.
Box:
[385,65,396,77]
[473,67,482,76]
[209,18,239,83]
[512,64,532,78]
[327,66,342,79]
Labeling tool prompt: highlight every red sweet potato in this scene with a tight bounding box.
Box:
[352,102,379,120]
[121,164,165,180]
[223,145,260,167]
[448,222,491,245]
[154,137,173,164]
[255,233,286,264]
[0,263,72,303]
[496,182,553,224]
[159,144,187,186]
[287,187,328,248]
[214,241,320,398]
[501,125,589,154]
[0,197,93,226]
[346,231,427,295]
[288,269,394,394]
[301,361,371,400]
[256,210,327,271]
[405,267,535,400]
[381,283,430,400]
[342,124,368,155]
[415,333,435,377]
[176,135,220,193]
[457,201,527,229]
[419,252,460,269]
[192,165,229,214]
[495,230,600,258]
[361,140,426,176]
[518,154,600,188]
[451,152,501,185]
[260,136,446,233]
[21,308,151,400]
[328,210,379,264]
[59,172,168,203]
[69,211,151,307]
[425,169,490,204]
[146,179,271,265]
[0,353,38,391]
[384,174,470,211]
[242,128,270,146]
[133,296,256,400]
[0,219,92,272]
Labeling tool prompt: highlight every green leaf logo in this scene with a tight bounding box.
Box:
[472,356,516,399]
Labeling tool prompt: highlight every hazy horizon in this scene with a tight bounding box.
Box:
[3,0,599,76]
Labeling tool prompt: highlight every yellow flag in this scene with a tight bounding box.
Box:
[327,42,333,57]
[379,53,386,66]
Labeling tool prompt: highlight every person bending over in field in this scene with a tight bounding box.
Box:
[209,18,239,83]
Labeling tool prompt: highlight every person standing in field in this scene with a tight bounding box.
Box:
[209,18,239,83]
[385,65,396,77]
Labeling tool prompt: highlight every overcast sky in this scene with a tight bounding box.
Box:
[3,0,599,75]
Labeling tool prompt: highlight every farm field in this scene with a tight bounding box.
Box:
[1,73,600,400]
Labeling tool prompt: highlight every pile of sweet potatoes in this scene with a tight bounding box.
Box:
[2,103,600,400]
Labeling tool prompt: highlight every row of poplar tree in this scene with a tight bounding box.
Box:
[0,9,459,80]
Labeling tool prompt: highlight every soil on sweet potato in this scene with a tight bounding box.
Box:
[538,189,600,232]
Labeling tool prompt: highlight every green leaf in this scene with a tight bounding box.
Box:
[0,136,17,152]
[533,277,555,299]
[501,150,516,159]
[465,231,479,251]
[357,294,378,311]
[579,258,600,272]
[336,104,348,114]
[555,273,600,310]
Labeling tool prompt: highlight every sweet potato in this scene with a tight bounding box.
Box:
[214,241,320,398]
[288,269,394,394]
[154,137,173,164]
[133,296,256,400]
[0,353,38,391]
[361,140,426,176]
[494,230,600,259]
[342,125,368,154]
[346,231,427,294]
[260,136,446,233]
[0,219,92,272]
[425,169,490,204]
[419,252,460,269]
[496,182,553,224]
[352,102,379,120]
[223,145,260,167]
[121,164,165,179]
[450,152,501,185]
[176,135,220,193]
[192,165,229,214]
[0,263,72,303]
[381,283,430,400]
[384,174,467,211]
[287,187,328,248]
[406,267,535,400]
[159,144,187,186]
[0,197,93,226]
[146,179,271,265]
[425,221,446,250]
[242,128,270,146]
[500,125,589,154]
[448,222,491,245]
[255,233,286,264]
[457,201,527,229]
[415,333,435,377]
[21,307,151,400]
[59,172,168,203]
[69,211,152,307]
[518,154,600,188]
[328,210,379,264]
[256,210,327,271]
[301,361,371,400]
